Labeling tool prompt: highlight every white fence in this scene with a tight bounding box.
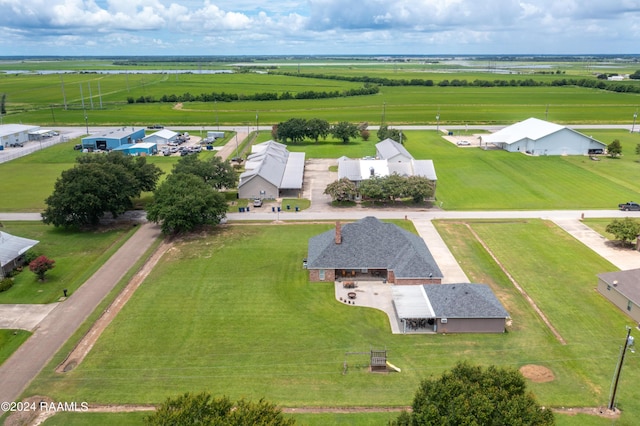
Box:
[0,136,70,164]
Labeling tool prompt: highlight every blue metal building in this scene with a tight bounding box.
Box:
[81,127,146,151]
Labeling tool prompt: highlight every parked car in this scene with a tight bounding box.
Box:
[457,140,471,146]
[618,202,640,211]
[253,198,263,207]
[9,142,24,147]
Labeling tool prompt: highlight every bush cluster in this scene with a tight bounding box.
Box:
[0,278,14,293]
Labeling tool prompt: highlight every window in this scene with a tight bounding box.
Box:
[319,269,325,281]
[628,300,633,312]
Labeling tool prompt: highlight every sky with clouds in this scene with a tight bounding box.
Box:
[1,0,639,56]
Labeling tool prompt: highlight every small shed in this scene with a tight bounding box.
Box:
[112,142,157,156]
[0,231,39,278]
[81,127,146,151]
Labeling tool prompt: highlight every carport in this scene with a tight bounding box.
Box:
[392,285,436,333]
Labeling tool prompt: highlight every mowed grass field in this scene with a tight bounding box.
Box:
[26,220,640,425]
[2,128,639,212]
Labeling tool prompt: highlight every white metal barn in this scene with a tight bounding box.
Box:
[0,124,40,149]
[481,117,606,156]
[143,129,178,145]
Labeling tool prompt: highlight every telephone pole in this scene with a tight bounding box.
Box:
[608,327,634,410]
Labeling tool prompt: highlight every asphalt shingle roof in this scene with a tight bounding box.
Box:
[307,216,442,279]
[423,283,509,318]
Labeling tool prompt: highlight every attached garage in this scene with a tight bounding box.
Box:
[392,283,509,334]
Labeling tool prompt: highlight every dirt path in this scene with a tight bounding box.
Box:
[55,240,172,373]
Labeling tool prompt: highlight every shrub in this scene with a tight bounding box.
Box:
[0,278,14,293]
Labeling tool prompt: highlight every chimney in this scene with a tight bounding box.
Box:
[335,221,342,244]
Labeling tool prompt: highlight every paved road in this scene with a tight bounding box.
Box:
[0,222,161,416]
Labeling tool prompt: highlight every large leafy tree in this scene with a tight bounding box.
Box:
[42,162,141,227]
[305,118,330,143]
[358,176,386,202]
[76,151,163,193]
[606,217,640,245]
[276,118,307,143]
[144,392,295,426]
[146,173,228,234]
[405,176,436,203]
[172,154,236,190]
[393,362,554,426]
[377,124,407,143]
[324,177,357,202]
[331,121,359,144]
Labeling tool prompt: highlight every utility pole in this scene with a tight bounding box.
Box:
[632,109,638,133]
[609,327,634,410]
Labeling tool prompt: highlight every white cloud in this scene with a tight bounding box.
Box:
[0,0,639,55]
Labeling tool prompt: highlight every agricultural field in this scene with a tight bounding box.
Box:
[1,57,640,126]
[23,219,638,425]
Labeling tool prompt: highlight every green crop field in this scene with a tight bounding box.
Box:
[24,219,638,425]
[2,57,640,126]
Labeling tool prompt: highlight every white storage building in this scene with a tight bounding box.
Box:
[481,117,606,156]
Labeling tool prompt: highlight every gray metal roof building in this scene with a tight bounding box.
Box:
[238,140,305,199]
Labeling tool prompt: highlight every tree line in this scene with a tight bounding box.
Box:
[126,84,379,104]
[280,71,640,94]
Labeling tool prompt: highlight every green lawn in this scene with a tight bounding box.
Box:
[0,222,137,304]
[0,330,31,364]
[25,219,640,425]
[404,130,640,210]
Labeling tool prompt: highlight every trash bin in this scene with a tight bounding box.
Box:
[295,206,299,212]
[286,205,290,210]
[272,206,275,212]
[206,145,213,150]
[277,206,281,212]
[246,206,250,212]
[239,207,245,212]
[238,207,242,212]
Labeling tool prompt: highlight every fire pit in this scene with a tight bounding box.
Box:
[347,292,356,300]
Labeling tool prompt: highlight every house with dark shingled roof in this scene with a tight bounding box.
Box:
[306,216,442,284]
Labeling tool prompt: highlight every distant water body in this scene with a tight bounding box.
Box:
[1,69,233,75]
